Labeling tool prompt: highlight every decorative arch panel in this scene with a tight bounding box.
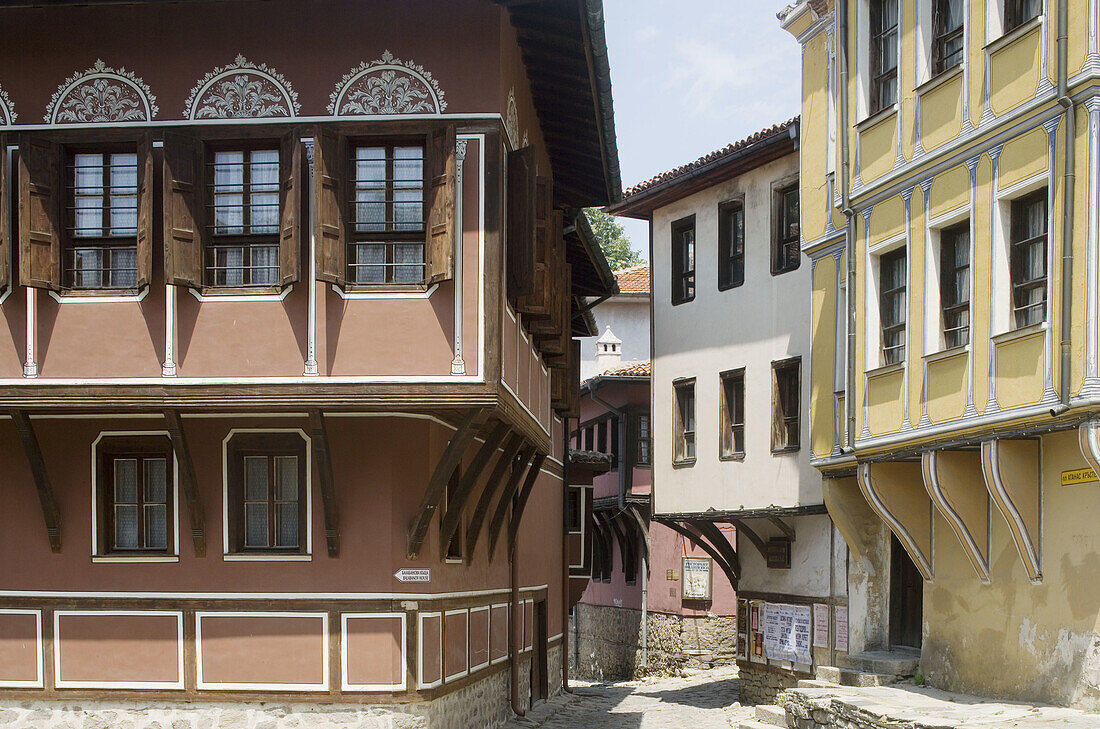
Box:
[46,60,157,124]
[328,51,447,116]
[184,56,300,120]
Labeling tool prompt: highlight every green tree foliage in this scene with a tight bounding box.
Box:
[585,208,642,271]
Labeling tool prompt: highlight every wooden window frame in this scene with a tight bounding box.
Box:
[771,358,801,454]
[1003,0,1041,34]
[939,221,970,349]
[96,435,174,556]
[673,378,696,466]
[346,138,428,289]
[879,247,907,365]
[204,141,282,289]
[635,413,651,467]
[226,432,308,554]
[718,198,745,290]
[931,0,965,75]
[719,368,746,461]
[771,182,801,275]
[670,215,696,305]
[870,0,900,114]
[1009,188,1048,329]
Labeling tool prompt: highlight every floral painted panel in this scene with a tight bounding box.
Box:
[184,56,300,120]
[329,51,447,116]
[46,60,157,123]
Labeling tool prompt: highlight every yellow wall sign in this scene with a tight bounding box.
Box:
[1061,468,1099,486]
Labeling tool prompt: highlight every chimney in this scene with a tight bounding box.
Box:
[596,325,622,374]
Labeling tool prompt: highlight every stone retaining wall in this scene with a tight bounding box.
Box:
[570,603,736,680]
[736,661,803,705]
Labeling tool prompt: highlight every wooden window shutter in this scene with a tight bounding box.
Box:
[18,137,61,290]
[279,130,302,287]
[0,135,8,292]
[771,366,786,450]
[136,132,154,289]
[506,146,537,301]
[162,131,204,289]
[518,176,553,317]
[313,128,346,285]
[426,124,456,285]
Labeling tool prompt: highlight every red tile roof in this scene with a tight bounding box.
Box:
[615,264,650,294]
[601,360,651,378]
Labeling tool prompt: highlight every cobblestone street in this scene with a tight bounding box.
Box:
[504,667,753,729]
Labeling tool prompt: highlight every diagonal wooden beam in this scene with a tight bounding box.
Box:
[499,452,547,556]
[465,432,525,561]
[308,409,340,557]
[485,444,537,560]
[625,504,651,575]
[439,420,508,559]
[11,411,61,553]
[730,519,768,560]
[689,519,741,581]
[164,409,206,557]
[656,517,739,590]
[407,408,488,560]
[768,516,796,542]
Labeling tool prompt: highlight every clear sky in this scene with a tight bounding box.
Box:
[603,0,802,260]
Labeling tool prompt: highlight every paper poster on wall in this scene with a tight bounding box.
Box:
[750,601,766,663]
[681,557,712,600]
[736,599,749,660]
[763,602,812,665]
[834,606,849,653]
[813,603,830,648]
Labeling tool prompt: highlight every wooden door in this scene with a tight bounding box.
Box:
[531,599,548,703]
[889,534,923,649]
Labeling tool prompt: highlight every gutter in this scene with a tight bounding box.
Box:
[1054,0,1076,415]
[509,521,524,717]
[837,0,858,454]
[579,0,623,205]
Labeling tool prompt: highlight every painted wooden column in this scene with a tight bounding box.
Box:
[304,137,319,377]
[451,138,468,375]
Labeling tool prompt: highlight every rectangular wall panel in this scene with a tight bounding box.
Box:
[342,613,406,692]
[469,606,489,673]
[418,612,442,690]
[523,600,533,651]
[196,612,328,691]
[0,610,42,687]
[489,603,508,664]
[55,611,182,689]
[444,609,468,682]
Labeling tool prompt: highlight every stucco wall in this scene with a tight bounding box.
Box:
[579,295,651,381]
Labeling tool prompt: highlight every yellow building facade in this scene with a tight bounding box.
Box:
[782,0,1100,707]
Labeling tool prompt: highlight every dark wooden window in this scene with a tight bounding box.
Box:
[879,248,907,365]
[227,432,307,553]
[671,216,695,305]
[622,531,637,586]
[444,468,462,561]
[583,426,594,451]
[348,142,426,285]
[718,199,745,290]
[96,436,173,555]
[206,145,281,287]
[772,358,801,452]
[1004,0,1041,33]
[940,222,970,348]
[772,184,800,275]
[565,488,581,532]
[636,414,651,466]
[673,380,696,463]
[720,368,746,459]
[932,0,965,75]
[870,0,900,113]
[1010,189,1048,328]
[610,416,620,468]
[66,150,139,289]
[597,419,608,453]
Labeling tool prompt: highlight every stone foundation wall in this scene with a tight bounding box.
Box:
[737,661,804,705]
[570,603,737,681]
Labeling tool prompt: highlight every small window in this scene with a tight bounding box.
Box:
[932,0,965,75]
[720,369,746,459]
[772,358,801,453]
[673,380,696,464]
[636,414,651,466]
[597,419,608,453]
[870,0,899,113]
[207,147,281,287]
[96,436,173,555]
[227,432,307,553]
[610,416,620,468]
[444,468,463,561]
[349,143,426,285]
[718,199,745,290]
[66,150,139,289]
[565,488,581,532]
[1010,189,1047,329]
[879,248,907,365]
[940,222,970,348]
[772,184,800,275]
[583,426,594,451]
[1004,0,1041,33]
[671,216,696,304]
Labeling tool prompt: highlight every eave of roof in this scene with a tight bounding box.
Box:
[607,118,799,219]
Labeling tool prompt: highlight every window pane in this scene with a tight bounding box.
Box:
[275,456,298,501]
[394,243,424,283]
[114,458,138,503]
[276,503,298,548]
[245,503,269,547]
[244,456,268,501]
[214,193,244,235]
[251,192,279,235]
[214,245,245,286]
[114,504,139,549]
[250,150,279,191]
[214,152,244,235]
[144,458,167,503]
[110,247,138,288]
[73,247,104,288]
[352,243,386,283]
[145,504,167,549]
[214,152,244,191]
[356,147,386,232]
[109,153,138,237]
[251,245,279,285]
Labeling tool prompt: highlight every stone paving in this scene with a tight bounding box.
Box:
[503,667,754,729]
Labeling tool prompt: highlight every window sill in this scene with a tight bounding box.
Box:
[222,553,312,562]
[92,555,179,563]
[770,264,801,277]
[923,344,969,364]
[985,15,1044,56]
[671,297,695,307]
[672,458,696,469]
[718,281,745,292]
[866,361,905,379]
[444,558,464,565]
[335,282,439,299]
[771,446,801,456]
[916,64,963,97]
[719,453,746,462]
[991,321,1047,346]
[189,285,291,302]
[50,288,147,304]
[855,103,898,133]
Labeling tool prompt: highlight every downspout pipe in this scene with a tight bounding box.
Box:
[509,519,525,717]
[588,379,627,508]
[561,416,573,694]
[837,0,858,451]
[1054,0,1076,415]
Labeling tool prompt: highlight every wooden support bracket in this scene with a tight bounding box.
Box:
[439,420,508,559]
[656,517,739,590]
[730,518,768,560]
[501,452,547,555]
[768,516,796,542]
[11,410,61,553]
[465,432,525,561]
[164,409,206,557]
[486,444,537,559]
[688,519,741,581]
[309,409,340,557]
[407,408,488,560]
[625,504,651,575]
